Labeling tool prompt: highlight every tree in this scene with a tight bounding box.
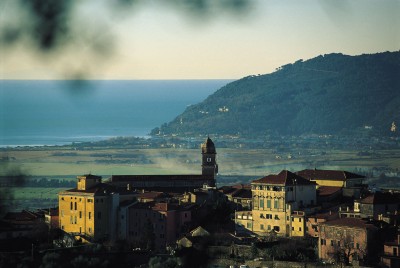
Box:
[140,219,155,251]
[149,256,181,268]
[328,233,365,266]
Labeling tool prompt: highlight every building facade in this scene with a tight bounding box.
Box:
[318,218,378,265]
[235,170,316,237]
[127,202,192,251]
[58,175,134,242]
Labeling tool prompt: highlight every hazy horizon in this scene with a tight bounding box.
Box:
[1,0,398,80]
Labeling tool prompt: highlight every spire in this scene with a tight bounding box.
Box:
[201,136,216,154]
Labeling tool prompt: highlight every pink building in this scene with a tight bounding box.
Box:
[381,233,400,268]
[127,202,192,251]
[319,218,378,265]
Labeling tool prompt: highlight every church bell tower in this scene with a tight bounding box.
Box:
[201,137,218,182]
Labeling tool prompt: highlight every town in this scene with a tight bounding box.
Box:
[1,137,399,268]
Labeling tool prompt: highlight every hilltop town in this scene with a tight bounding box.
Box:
[1,138,400,268]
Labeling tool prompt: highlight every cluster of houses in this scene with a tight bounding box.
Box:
[1,137,400,267]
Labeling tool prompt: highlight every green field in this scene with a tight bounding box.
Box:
[2,147,400,177]
[1,146,400,213]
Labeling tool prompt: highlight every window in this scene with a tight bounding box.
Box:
[61,225,64,230]
[260,224,264,230]
[267,199,271,208]
[207,157,212,162]
[74,202,77,210]
[267,225,271,230]
[274,199,279,209]
[88,199,93,203]
[89,212,92,220]
[331,240,334,246]
[273,226,280,232]
[89,227,92,233]
[274,215,279,220]
[292,227,294,231]
[247,222,252,229]
[260,213,264,218]
[70,202,73,210]
[321,239,326,245]
[266,214,272,219]
[260,199,264,208]
[74,216,77,224]
[79,211,82,218]
[286,216,289,221]
[299,218,302,222]
[299,227,302,231]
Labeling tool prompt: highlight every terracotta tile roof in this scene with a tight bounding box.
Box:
[309,211,339,221]
[318,186,342,196]
[231,188,252,199]
[219,184,251,194]
[359,191,400,205]
[111,174,211,182]
[321,218,377,230]
[129,201,189,212]
[296,169,365,181]
[252,170,315,186]
[135,191,168,200]
[3,210,40,221]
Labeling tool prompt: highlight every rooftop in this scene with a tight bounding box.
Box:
[358,191,400,205]
[252,170,315,186]
[296,169,365,181]
[321,217,377,230]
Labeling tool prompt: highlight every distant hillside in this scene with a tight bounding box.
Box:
[151,51,400,137]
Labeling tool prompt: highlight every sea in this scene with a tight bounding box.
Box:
[0,80,232,147]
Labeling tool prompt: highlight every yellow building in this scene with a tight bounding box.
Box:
[296,169,364,188]
[235,170,316,237]
[58,175,134,242]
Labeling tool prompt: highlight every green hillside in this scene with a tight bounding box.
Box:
[151,51,400,137]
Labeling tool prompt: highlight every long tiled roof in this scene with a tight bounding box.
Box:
[321,218,377,229]
[318,186,342,196]
[296,169,365,181]
[359,191,400,204]
[111,174,211,181]
[252,170,315,186]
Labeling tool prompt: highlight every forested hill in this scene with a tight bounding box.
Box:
[151,51,400,137]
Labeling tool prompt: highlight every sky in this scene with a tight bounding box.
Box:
[0,0,399,80]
